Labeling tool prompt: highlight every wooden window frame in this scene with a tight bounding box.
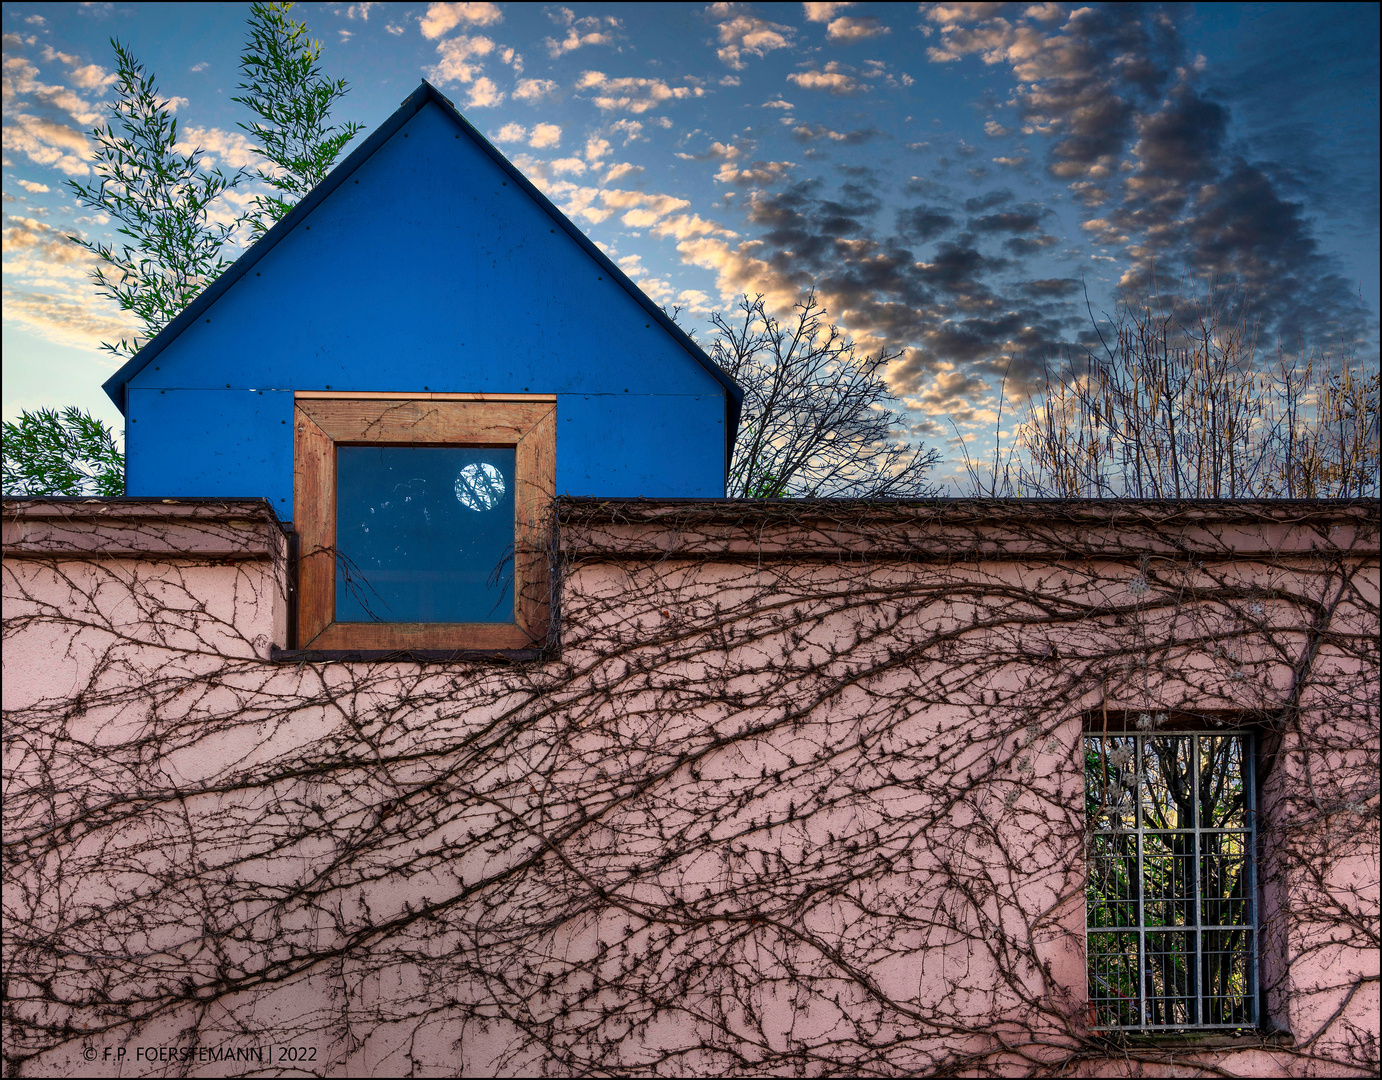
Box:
[293,394,555,651]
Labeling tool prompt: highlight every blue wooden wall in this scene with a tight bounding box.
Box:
[123,100,728,512]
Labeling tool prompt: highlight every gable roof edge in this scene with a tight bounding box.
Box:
[101,81,743,481]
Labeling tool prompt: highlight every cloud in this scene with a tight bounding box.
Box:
[714,160,795,186]
[584,137,610,162]
[41,46,81,67]
[1020,278,1081,298]
[466,77,503,108]
[603,161,642,183]
[896,205,956,243]
[2,113,92,176]
[171,126,267,170]
[711,4,795,70]
[2,216,141,351]
[669,172,1091,431]
[419,2,502,40]
[801,3,851,22]
[1002,233,1057,255]
[610,119,644,143]
[189,61,209,73]
[545,12,620,57]
[513,78,558,102]
[16,179,50,193]
[676,140,744,162]
[1078,217,1125,244]
[347,2,377,19]
[969,206,1049,233]
[791,122,884,144]
[652,213,738,242]
[787,62,864,95]
[812,8,890,42]
[3,54,103,126]
[534,179,612,223]
[762,99,794,110]
[984,120,1012,137]
[922,3,1373,353]
[575,71,704,114]
[494,122,526,143]
[428,33,495,85]
[600,188,692,228]
[529,122,561,148]
[3,215,97,272]
[0,286,138,355]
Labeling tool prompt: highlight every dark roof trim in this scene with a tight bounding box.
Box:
[102,81,743,474]
[555,495,1382,523]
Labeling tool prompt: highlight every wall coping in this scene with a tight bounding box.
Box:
[5,496,1376,563]
[557,497,1381,561]
[2,497,287,561]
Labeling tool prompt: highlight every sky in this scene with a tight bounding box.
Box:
[3,2,1378,488]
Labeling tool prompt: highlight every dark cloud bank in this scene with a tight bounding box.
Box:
[726,3,1375,420]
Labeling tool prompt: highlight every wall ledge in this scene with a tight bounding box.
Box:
[269,646,542,664]
[557,497,1381,562]
[2,497,288,560]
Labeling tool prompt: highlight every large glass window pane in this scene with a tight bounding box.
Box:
[335,446,515,624]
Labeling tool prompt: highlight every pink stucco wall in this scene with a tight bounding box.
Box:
[3,498,1377,1077]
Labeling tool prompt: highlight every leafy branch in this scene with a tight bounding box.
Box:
[234,1,365,240]
[65,39,245,361]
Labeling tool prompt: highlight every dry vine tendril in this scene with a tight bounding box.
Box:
[3,498,1378,1077]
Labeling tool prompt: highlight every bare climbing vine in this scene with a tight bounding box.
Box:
[2,497,1378,1077]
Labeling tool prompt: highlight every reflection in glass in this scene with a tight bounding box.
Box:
[335,446,515,623]
[1085,731,1255,1029]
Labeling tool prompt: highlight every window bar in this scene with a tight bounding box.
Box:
[1136,734,1148,1027]
[1192,733,1202,1027]
[1245,737,1259,1028]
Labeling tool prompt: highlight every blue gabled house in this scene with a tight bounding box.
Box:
[104,80,742,514]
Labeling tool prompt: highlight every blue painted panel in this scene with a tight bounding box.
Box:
[125,390,724,507]
[124,100,730,499]
[126,389,294,509]
[130,102,722,399]
[556,394,725,497]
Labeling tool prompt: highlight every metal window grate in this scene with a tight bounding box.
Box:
[1085,730,1257,1030]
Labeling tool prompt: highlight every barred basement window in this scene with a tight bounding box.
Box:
[1085,726,1258,1030]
